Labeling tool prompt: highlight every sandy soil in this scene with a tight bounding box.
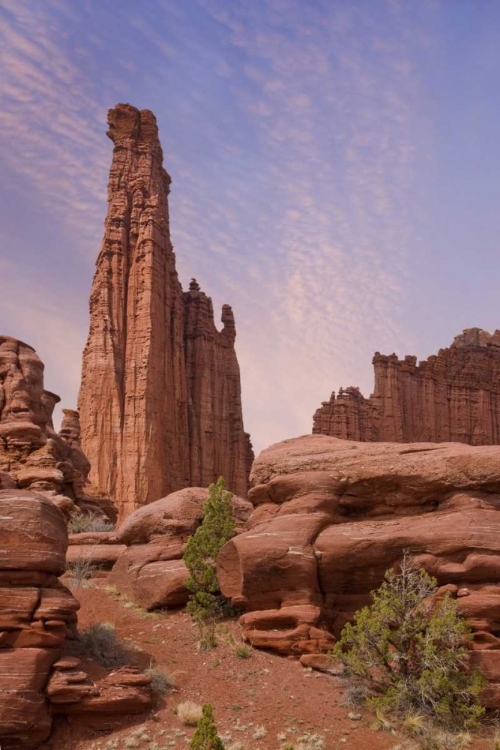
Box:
[39,582,493,750]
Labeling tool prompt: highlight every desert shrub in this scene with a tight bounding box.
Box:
[66,557,100,587]
[184,477,235,643]
[281,735,325,750]
[234,643,252,659]
[68,511,115,534]
[145,667,176,695]
[253,726,267,740]
[177,700,204,727]
[190,703,224,749]
[77,622,131,667]
[333,551,485,729]
[340,679,371,708]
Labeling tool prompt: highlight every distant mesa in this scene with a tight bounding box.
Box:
[313,328,500,445]
[78,103,253,520]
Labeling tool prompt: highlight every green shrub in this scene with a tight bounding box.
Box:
[190,704,224,749]
[333,551,485,729]
[184,477,235,629]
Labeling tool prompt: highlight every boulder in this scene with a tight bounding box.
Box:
[110,487,252,610]
[0,488,151,749]
[218,434,500,680]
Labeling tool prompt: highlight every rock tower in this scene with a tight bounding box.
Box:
[313,328,500,444]
[0,335,107,517]
[78,104,252,518]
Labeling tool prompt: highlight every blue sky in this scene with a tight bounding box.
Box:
[1,0,499,453]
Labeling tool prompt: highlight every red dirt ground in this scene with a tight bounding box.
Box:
[40,582,493,750]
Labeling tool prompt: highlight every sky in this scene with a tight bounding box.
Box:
[1,0,500,455]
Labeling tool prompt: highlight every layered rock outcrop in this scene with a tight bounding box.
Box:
[109,486,252,610]
[78,104,253,519]
[0,336,108,518]
[313,328,500,445]
[0,489,151,750]
[217,434,500,699]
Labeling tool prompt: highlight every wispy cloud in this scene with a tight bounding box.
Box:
[0,0,439,452]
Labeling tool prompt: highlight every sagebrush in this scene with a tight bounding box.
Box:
[76,622,131,667]
[333,551,485,729]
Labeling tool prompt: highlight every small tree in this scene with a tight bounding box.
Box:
[333,551,485,729]
[190,703,224,750]
[184,477,235,643]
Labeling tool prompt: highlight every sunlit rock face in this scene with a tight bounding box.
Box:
[108,486,252,611]
[313,328,500,445]
[0,489,152,750]
[0,336,102,515]
[78,103,253,520]
[218,433,500,697]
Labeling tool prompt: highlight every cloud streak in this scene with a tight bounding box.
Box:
[0,0,440,452]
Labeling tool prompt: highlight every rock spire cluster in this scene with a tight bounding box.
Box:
[313,328,500,445]
[0,335,108,517]
[78,104,253,519]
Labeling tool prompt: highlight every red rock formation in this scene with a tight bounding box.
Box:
[78,104,253,519]
[0,489,151,749]
[0,336,109,518]
[313,328,500,445]
[217,433,500,692]
[108,486,252,610]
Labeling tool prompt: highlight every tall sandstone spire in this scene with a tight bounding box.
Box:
[313,328,500,445]
[78,104,253,518]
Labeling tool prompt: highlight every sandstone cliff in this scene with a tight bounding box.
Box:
[217,434,500,707]
[0,335,107,517]
[0,489,151,749]
[313,328,500,445]
[78,104,253,519]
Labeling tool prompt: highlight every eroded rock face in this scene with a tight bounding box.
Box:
[0,489,151,750]
[0,489,79,749]
[0,336,109,518]
[109,487,252,610]
[313,328,500,445]
[217,434,500,696]
[78,104,253,519]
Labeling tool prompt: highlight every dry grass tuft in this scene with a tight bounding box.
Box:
[65,557,100,588]
[76,622,132,668]
[253,726,267,740]
[280,734,325,750]
[67,511,115,534]
[145,667,176,695]
[176,700,203,726]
